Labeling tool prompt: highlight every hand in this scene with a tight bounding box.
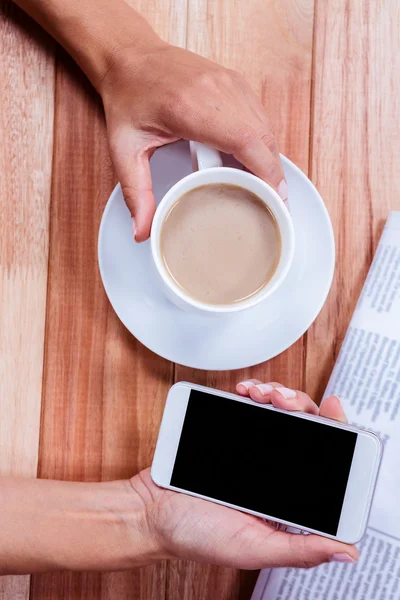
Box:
[130,381,359,569]
[100,43,287,242]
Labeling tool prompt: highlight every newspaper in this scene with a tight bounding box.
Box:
[251,212,400,600]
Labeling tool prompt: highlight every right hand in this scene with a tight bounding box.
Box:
[100,42,287,242]
[131,383,358,570]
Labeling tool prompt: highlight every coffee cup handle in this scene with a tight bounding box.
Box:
[189,141,223,171]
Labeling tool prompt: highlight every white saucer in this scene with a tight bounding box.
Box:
[98,141,335,371]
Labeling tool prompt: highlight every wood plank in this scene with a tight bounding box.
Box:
[170,1,315,598]
[99,322,172,600]
[29,56,111,600]
[30,1,185,599]
[29,52,171,600]
[0,2,55,598]
[306,0,400,400]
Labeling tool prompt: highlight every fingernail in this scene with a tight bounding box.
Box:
[275,387,297,399]
[321,395,342,409]
[330,553,356,563]
[254,383,274,396]
[322,395,341,402]
[277,179,288,202]
[132,218,137,241]
[238,381,257,391]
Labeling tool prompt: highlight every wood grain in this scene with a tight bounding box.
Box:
[2,0,398,599]
[30,1,185,599]
[306,0,400,400]
[28,55,112,600]
[99,2,187,597]
[28,51,173,600]
[0,2,55,598]
[171,1,315,598]
[0,577,30,600]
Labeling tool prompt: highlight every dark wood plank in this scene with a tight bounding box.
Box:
[31,0,186,598]
[29,52,113,600]
[30,47,173,600]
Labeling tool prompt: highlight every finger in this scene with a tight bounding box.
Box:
[249,384,319,414]
[196,116,287,201]
[236,379,263,396]
[246,381,278,404]
[319,396,348,423]
[262,529,358,569]
[234,75,273,128]
[233,137,287,201]
[268,388,319,415]
[110,139,156,243]
[238,86,286,173]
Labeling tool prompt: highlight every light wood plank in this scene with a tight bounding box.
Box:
[306,0,400,400]
[0,0,55,477]
[0,2,55,599]
[0,577,30,600]
[171,1,315,598]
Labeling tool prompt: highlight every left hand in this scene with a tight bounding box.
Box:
[130,381,358,570]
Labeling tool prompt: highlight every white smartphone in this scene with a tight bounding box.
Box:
[151,382,382,544]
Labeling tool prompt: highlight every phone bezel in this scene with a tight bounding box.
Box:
[151,382,382,544]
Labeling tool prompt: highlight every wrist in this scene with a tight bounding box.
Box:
[48,478,164,571]
[96,30,167,102]
[22,0,164,93]
[83,3,164,94]
[81,478,163,570]
[0,476,162,574]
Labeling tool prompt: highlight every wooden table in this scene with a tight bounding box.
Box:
[1,0,399,598]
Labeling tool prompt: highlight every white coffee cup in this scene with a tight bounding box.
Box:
[151,142,295,314]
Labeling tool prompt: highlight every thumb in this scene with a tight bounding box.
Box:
[263,529,358,569]
[110,136,156,242]
[319,396,348,423]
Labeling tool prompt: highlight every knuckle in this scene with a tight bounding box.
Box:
[121,185,140,206]
[196,70,218,91]
[161,93,195,129]
[260,129,277,153]
[232,126,257,152]
[269,122,277,137]
[122,182,153,202]
[166,90,191,117]
[303,558,318,570]
[290,534,318,570]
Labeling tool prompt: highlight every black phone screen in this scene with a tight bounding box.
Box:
[170,390,357,535]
